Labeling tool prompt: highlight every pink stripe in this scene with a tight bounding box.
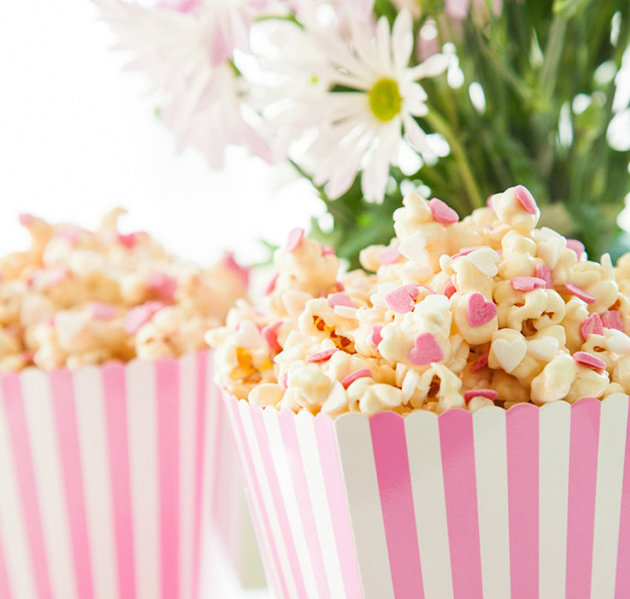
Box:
[506,403,539,599]
[210,383,226,531]
[102,363,137,599]
[566,399,601,598]
[314,414,362,599]
[1,374,54,599]
[250,408,309,599]
[156,359,181,599]
[370,412,424,599]
[439,409,483,599]
[50,370,95,599]
[0,539,12,599]
[615,398,630,596]
[278,410,332,599]
[225,397,290,599]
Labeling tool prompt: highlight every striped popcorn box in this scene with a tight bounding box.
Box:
[0,351,246,599]
[224,391,630,599]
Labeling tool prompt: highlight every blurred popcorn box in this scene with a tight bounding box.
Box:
[0,352,253,599]
[224,391,630,599]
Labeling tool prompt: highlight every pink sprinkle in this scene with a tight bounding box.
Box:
[566,239,585,259]
[20,351,34,364]
[306,349,337,363]
[286,228,305,253]
[514,185,538,215]
[429,198,460,224]
[511,276,547,291]
[117,231,144,249]
[371,325,383,348]
[487,196,494,211]
[279,372,288,389]
[444,281,457,298]
[124,301,166,335]
[341,368,372,389]
[451,248,476,259]
[464,388,498,404]
[43,316,55,327]
[580,313,604,341]
[565,283,596,304]
[385,286,415,314]
[147,271,178,302]
[405,284,421,299]
[262,321,283,353]
[328,292,354,308]
[264,272,279,296]
[379,246,403,264]
[470,351,490,373]
[19,213,35,227]
[321,246,335,257]
[602,310,625,332]
[535,263,553,289]
[44,266,69,289]
[467,293,497,327]
[573,352,606,371]
[408,332,444,365]
[223,252,250,287]
[87,302,117,321]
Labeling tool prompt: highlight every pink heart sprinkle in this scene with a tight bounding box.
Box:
[444,281,457,298]
[124,301,166,335]
[19,213,35,227]
[88,302,117,321]
[223,252,250,286]
[279,372,288,389]
[514,185,538,215]
[535,263,553,289]
[328,292,354,308]
[264,272,279,296]
[602,310,625,332]
[467,293,497,327]
[117,231,143,249]
[429,198,460,224]
[379,246,403,264]
[408,333,444,365]
[573,351,606,371]
[511,276,547,291]
[566,239,585,259]
[385,286,415,314]
[262,321,283,353]
[470,351,490,373]
[147,271,178,302]
[464,388,498,404]
[286,228,305,253]
[306,349,337,363]
[580,313,604,341]
[341,368,372,389]
[371,325,383,348]
[405,284,422,299]
[321,246,335,257]
[565,283,595,304]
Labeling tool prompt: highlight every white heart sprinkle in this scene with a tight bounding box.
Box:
[528,337,559,362]
[399,232,429,263]
[468,247,499,277]
[492,337,527,373]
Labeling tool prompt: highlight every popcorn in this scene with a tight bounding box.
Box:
[210,186,630,416]
[0,211,247,371]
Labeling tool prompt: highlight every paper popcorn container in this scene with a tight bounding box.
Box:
[0,351,246,599]
[224,391,630,599]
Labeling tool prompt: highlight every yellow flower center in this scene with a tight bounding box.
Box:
[368,78,402,122]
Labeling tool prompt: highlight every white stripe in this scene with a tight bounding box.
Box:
[335,414,395,599]
[73,367,119,599]
[263,409,319,599]
[472,407,511,599]
[237,401,299,599]
[295,411,346,599]
[591,393,629,598]
[178,354,197,599]
[21,369,78,599]
[0,383,38,599]
[126,361,160,599]
[405,411,454,599]
[539,400,571,599]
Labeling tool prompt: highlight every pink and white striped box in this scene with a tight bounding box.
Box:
[224,391,630,599]
[0,351,246,599]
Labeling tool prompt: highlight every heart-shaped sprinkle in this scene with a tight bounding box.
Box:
[535,263,553,289]
[514,185,538,215]
[429,198,460,224]
[385,286,416,314]
[467,293,497,327]
[147,271,178,301]
[321,246,335,257]
[511,276,547,291]
[566,239,585,259]
[306,348,337,363]
[573,352,606,371]
[464,389,498,404]
[264,272,279,296]
[328,292,354,308]
[444,281,457,298]
[262,321,283,353]
[379,246,403,264]
[602,310,625,332]
[492,337,527,373]
[117,231,143,249]
[223,252,250,286]
[124,301,167,335]
[580,313,604,341]
[286,228,305,253]
[565,283,595,304]
[19,213,35,227]
[470,351,489,372]
[341,368,372,389]
[528,337,559,362]
[468,248,499,277]
[405,284,421,299]
[371,325,383,348]
[87,302,117,321]
[408,333,444,365]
